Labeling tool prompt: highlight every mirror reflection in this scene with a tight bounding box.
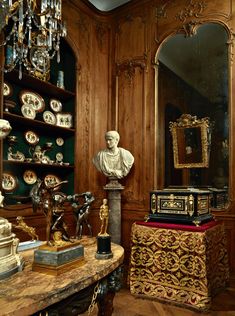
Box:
[169,114,211,168]
[182,127,202,163]
[157,23,229,192]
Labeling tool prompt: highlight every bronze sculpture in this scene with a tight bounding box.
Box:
[67,192,95,239]
[30,178,71,246]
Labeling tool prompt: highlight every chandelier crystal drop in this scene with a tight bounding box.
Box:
[0,0,67,80]
[0,1,10,30]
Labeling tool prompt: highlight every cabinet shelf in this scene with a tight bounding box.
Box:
[5,70,75,101]
[3,112,75,136]
[2,40,76,205]
[3,160,74,170]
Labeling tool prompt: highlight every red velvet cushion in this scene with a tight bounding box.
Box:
[135,219,220,232]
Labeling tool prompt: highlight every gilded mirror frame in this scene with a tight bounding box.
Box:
[169,114,211,169]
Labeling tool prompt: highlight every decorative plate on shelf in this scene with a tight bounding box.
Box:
[21,104,36,120]
[23,170,37,185]
[44,174,61,189]
[24,130,39,146]
[20,90,45,112]
[2,172,18,192]
[43,111,56,125]
[50,99,63,112]
[56,137,64,146]
[56,152,63,162]
[41,155,51,164]
[56,112,73,128]
[3,82,13,98]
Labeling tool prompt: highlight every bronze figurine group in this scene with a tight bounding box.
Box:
[30,178,97,246]
[13,175,111,248]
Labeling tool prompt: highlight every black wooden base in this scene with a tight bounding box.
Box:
[147,213,214,226]
[95,235,113,260]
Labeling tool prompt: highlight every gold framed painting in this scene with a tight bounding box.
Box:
[169,114,211,169]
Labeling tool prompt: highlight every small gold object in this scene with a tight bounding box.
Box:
[144,214,149,222]
[193,220,201,227]
[52,231,71,247]
[98,199,109,236]
[88,282,100,315]
[14,216,39,241]
[188,194,194,216]
[151,193,156,214]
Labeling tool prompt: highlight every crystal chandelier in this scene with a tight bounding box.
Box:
[0,0,67,80]
[0,1,10,30]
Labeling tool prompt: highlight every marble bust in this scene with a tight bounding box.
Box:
[93,130,134,179]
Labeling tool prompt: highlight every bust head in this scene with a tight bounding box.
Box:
[93,130,134,179]
[105,131,120,151]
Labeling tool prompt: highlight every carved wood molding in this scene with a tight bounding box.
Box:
[114,14,148,69]
[115,13,147,34]
[175,0,207,23]
[180,20,202,37]
[75,12,89,36]
[222,24,235,67]
[95,22,110,51]
[155,0,233,43]
[115,58,146,82]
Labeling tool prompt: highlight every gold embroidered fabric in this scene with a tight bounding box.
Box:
[129,222,229,310]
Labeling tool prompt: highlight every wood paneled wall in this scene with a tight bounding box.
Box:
[109,0,235,275]
[68,0,235,272]
[1,0,235,279]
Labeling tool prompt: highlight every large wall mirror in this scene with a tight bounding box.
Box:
[156,23,229,198]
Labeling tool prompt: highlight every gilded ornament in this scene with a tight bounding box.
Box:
[13,216,38,241]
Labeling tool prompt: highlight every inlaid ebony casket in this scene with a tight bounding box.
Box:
[208,187,228,209]
[148,188,213,225]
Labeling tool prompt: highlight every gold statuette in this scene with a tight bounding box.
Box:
[14,216,39,241]
[98,199,109,236]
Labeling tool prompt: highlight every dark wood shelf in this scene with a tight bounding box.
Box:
[5,70,75,101]
[2,40,76,207]
[3,112,75,135]
[3,160,74,170]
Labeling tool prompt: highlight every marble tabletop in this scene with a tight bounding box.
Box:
[0,239,124,316]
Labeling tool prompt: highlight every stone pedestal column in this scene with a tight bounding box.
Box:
[104,178,124,245]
